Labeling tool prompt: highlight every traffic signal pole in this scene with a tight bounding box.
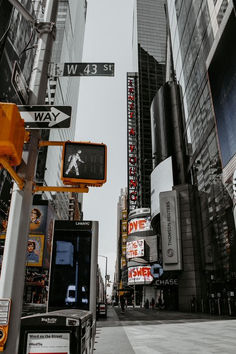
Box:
[0,1,58,352]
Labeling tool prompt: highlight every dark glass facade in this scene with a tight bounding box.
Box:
[168,0,236,295]
[135,0,166,210]
[0,1,37,232]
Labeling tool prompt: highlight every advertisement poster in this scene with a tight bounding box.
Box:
[26,332,70,354]
[128,265,153,285]
[128,217,152,235]
[160,190,182,271]
[29,205,48,234]
[26,235,44,267]
[126,239,144,259]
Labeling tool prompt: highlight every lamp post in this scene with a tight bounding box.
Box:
[99,255,108,304]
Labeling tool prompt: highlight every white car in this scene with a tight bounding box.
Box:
[65,285,76,305]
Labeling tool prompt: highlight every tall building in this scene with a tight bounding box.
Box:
[0,0,40,231]
[27,0,87,308]
[166,0,236,312]
[0,0,87,227]
[128,0,167,212]
[0,0,87,310]
[41,0,87,219]
[124,0,236,313]
[121,0,167,306]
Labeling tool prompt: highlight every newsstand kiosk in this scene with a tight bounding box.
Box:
[19,221,98,353]
[18,309,93,354]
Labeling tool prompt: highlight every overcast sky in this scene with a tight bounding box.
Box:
[75,0,136,294]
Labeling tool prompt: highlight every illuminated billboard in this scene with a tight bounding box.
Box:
[127,73,139,211]
[128,265,153,285]
[151,156,173,219]
[128,216,152,235]
[160,190,182,271]
[48,220,98,315]
[126,239,144,259]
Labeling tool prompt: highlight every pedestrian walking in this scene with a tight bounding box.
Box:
[120,296,125,313]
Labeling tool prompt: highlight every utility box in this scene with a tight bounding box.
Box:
[18,309,93,354]
[0,103,25,166]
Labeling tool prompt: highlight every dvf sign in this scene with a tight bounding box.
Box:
[61,142,107,186]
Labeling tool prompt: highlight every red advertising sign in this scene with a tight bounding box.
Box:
[126,239,144,259]
[128,265,153,285]
[128,217,151,235]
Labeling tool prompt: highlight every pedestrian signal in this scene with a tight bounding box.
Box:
[0,103,25,166]
[61,142,107,186]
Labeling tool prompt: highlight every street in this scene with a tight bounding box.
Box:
[94,306,236,353]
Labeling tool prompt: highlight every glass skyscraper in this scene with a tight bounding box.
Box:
[133,0,167,210]
[167,0,236,302]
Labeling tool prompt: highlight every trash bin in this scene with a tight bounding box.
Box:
[18,309,93,354]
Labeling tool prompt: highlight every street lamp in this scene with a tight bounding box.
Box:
[99,255,108,304]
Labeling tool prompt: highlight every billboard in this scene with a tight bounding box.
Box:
[128,265,153,285]
[48,221,98,317]
[126,239,144,259]
[160,190,182,271]
[127,73,139,211]
[151,156,173,219]
[128,216,152,235]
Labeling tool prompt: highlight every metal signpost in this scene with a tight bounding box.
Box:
[18,105,72,129]
[49,62,115,77]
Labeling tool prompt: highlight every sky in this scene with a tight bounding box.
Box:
[75,0,136,294]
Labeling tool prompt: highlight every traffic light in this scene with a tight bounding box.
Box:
[0,103,25,166]
[61,141,107,186]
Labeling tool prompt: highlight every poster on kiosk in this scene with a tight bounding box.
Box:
[26,332,70,354]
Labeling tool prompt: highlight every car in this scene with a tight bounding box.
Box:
[65,285,76,305]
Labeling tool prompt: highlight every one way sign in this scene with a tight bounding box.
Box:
[18,105,71,129]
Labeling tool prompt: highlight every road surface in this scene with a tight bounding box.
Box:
[94,306,236,353]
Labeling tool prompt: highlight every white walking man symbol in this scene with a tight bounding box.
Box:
[65,150,85,176]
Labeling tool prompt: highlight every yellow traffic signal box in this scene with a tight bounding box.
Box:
[0,103,25,166]
[61,141,107,186]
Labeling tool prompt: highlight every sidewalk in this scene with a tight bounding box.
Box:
[94,306,135,353]
[94,306,236,354]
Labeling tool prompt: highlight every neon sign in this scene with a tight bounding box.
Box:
[127,73,139,211]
